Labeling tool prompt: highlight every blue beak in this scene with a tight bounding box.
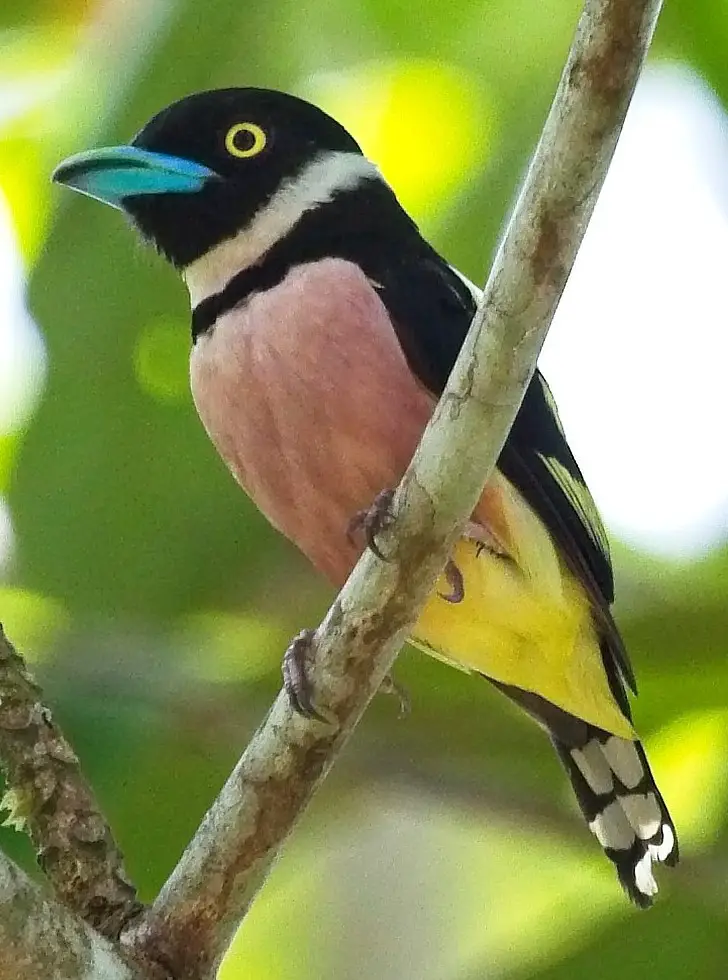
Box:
[52,145,219,210]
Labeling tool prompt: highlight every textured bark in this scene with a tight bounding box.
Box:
[0,849,142,980]
[120,2,664,977]
[0,625,141,938]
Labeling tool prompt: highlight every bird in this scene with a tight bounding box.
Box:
[52,86,678,906]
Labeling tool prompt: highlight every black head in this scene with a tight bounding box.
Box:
[53,88,367,267]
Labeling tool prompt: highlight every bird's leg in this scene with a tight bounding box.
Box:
[378,672,411,717]
[347,488,396,561]
[282,629,328,722]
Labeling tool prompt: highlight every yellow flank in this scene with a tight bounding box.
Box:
[413,526,635,741]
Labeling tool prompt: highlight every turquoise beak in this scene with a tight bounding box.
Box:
[52,145,218,209]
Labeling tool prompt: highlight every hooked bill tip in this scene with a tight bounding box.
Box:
[51,145,218,208]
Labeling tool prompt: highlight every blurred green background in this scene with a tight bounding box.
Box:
[2,0,728,977]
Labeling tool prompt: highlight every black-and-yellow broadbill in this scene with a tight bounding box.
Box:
[53,87,678,905]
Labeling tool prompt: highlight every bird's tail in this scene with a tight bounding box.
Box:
[552,729,678,906]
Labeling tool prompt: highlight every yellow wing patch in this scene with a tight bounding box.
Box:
[537,453,611,561]
[412,535,634,740]
[536,373,611,562]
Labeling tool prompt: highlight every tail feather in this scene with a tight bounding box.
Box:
[487,677,677,905]
[553,730,678,907]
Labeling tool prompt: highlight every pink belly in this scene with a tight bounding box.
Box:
[189,258,438,583]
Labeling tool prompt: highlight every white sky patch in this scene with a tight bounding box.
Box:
[541,64,728,557]
[0,192,46,575]
[0,499,13,572]
[0,194,46,433]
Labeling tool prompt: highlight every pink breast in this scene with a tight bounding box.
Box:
[189,258,437,583]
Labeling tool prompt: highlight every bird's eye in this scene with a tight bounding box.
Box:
[224,122,267,159]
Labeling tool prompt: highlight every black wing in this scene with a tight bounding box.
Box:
[372,253,636,700]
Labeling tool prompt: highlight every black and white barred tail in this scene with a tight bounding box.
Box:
[490,679,678,906]
[553,730,678,907]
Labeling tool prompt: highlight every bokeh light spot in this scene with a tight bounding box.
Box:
[0,192,47,435]
[306,59,493,222]
[0,587,70,659]
[0,137,50,263]
[645,708,728,855]
[180,611,288,684]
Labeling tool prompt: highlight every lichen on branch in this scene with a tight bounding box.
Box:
[0,625,141,938]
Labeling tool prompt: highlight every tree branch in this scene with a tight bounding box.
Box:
[121,1,663,976]
[0,625,141,937]
[0,848,141,980]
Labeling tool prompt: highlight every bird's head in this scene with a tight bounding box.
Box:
[52,88,382,272]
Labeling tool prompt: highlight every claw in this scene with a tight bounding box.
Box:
[439,559,465,603]
[347,489,396,561]
[379,673,411,718]
[465,521,510,560]
[282,629,328,722]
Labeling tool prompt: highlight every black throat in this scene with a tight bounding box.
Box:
[190,180,424,340]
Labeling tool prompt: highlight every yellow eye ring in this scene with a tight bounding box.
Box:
[224,122,267,159]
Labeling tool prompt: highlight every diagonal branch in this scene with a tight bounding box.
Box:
[0,625,141,938]
[122,0,663,976]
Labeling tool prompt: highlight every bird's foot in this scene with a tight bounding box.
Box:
[282,629,328,722]
[283,632,407,721]
[439,559,465,603]
[379,672,411,718]
[347,489,396,561]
